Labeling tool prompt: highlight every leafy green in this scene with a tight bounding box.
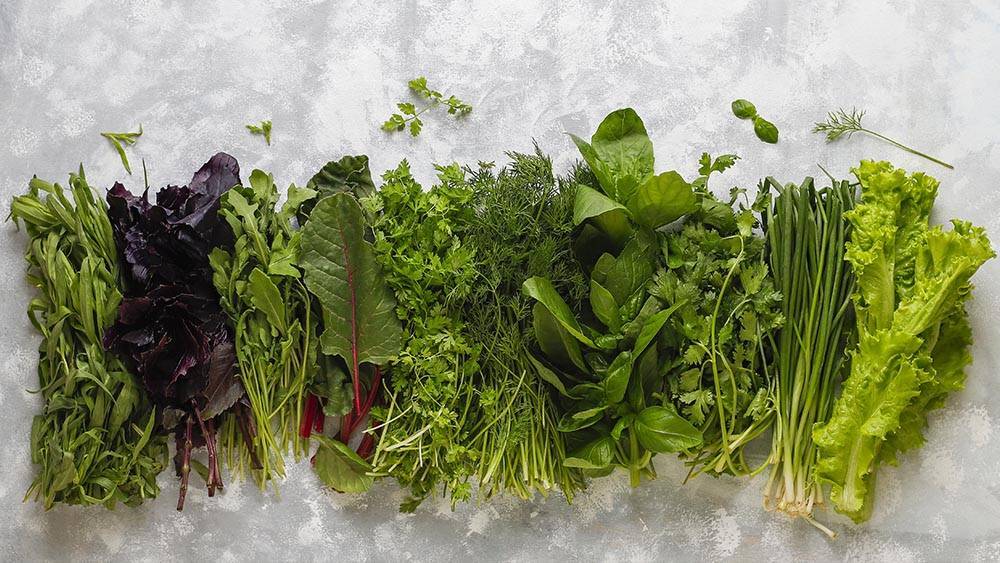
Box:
[461,150,589,501]
[650,173,783,477]
[364,161,479,510]
[312,435,374,494]
[300,192,403,410]
[101,124,142,174]
[210,169,316,486]
[245,120,272,145]
[382,76,472,137]
[813,108,953,169]
[525,217,705,487]
[568,109,698,243]
[731,99,757,120]
[12,169,167,509]
[813,161,993,522]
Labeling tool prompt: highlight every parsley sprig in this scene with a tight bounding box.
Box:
[382,77,472,137]
[813,108,953,169]
[246,120,272,145]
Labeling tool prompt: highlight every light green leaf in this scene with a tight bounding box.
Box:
[590,278,620,332]
[312,435,374,494]
[626,171,697,229]
[603,350,633,404]
[572,184,633,244]
[564,435,615,469]
[247,268,286,333]
[587,108,655,201]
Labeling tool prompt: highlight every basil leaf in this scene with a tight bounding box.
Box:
[633,405,703,453]
[626,171,698,229]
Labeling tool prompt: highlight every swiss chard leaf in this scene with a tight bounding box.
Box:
[300,193,403,378]
[312,435,374,493]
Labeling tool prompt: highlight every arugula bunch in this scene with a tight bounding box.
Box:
[209,169,317,488]
[364,161,480,510]
[813,161,994,522]
[12,169,167,509]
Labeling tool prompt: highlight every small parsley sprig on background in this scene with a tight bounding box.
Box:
[382,76,472,137]
[813,108,953,169]
[101,124,143,174]
[246,120,272,145]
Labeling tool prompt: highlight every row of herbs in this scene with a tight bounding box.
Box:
[12,107,991,537]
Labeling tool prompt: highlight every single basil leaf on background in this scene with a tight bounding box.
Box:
[731,99,757,120]
[312,435,374,494]
[590,278,621,332]
[523,276,596,348]
[753,116,779,144]
[247,268,286,333]
[563,435,615,469]
[300,192,403,376]
[633,405,702,453]
[587,108,655,202]
[603,350,633,404]
[533,302,588,372]
[626,171,698,229]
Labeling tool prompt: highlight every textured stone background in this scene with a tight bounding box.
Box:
[3,0,1000,561]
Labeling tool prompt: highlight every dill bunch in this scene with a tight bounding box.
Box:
[462,148,590,501]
